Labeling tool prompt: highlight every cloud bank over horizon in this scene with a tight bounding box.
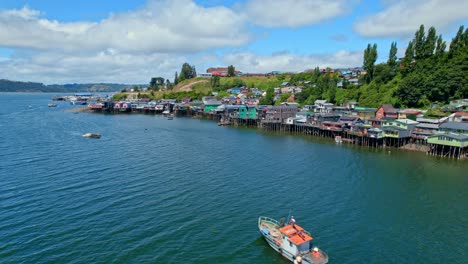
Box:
[0,0,466,84]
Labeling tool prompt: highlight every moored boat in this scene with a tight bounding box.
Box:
[258,216,328,264]
[335,136,342,144]
[48,103,57,107]
[82,133,101,139]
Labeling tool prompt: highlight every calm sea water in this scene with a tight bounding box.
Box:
[0,93,466,263]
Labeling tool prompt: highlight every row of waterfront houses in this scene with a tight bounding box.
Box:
[86,96,468,159]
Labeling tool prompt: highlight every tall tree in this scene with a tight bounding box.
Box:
[414,24,426,59]
[401,40,414,74]
[227,65,235,77]
[363,43,378,83]
[150,77,164,88]
[423,26,437,57]
[174,71,179,85]
[179,63,196,82]
[191,65,197,78]
[435,35,446,57]
[449,25,465,55]
[388,41,398,69]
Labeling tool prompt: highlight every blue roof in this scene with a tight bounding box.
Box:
[440,122,468,131]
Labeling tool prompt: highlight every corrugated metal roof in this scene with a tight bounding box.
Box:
[416,123,439,129]
[440,122,468,130]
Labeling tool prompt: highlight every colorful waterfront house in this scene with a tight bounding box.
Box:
[382,119,419,132]
[403,109,423,120]
[368,117,390,127]
[332,106,348,115]
[349,124,371,136]
[413,118,441,139]
[263,105,298,123]
[229,105,258,119]
[202,96,223,113]
[223,105,240,118]
[353,107,376,120]
[308,113,340,127]
[397,110,407,119]
[451,112,468,122]
[438,122,468,136]
[314,100,334,113]
[321,121,344,131]
[368,127,384,139]
[427,133,468,148]
[382,126,411,138]
[294,111,311,124]
[339,116,361,127]
[375,104,398,120]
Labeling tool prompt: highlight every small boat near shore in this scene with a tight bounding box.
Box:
[48,103,57,107]
[82,133,101,139]
[217,120,230,126]
[258,216,328,264]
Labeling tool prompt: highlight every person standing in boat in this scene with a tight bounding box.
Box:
[290,216,296,227]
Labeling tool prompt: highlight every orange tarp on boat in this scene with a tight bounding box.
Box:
[279,224,313,245]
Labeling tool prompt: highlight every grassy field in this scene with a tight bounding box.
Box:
[113,75,284,101]
[172,76,282,92]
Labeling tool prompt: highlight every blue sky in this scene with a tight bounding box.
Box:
[0,0,466,84]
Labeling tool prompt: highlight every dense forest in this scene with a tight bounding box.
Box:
[293,25,467,108]
[0,79,137,93]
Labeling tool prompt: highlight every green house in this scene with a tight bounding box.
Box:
[382,119,419,130]
[224,105,257,119]
[202,97,223,113]
[244,106,257,119]
[237,105,248,118]
[427,133,468,147]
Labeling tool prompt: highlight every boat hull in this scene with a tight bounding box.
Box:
[258,216,328,264]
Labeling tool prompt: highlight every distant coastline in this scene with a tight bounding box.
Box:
[0,79,142,93]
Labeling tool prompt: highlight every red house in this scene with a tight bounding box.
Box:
[375,104,397,120]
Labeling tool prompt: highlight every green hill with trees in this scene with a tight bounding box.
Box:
[129,24,468,107]
[294,25,467,108]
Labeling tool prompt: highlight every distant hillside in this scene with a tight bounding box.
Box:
[0,79,141,93]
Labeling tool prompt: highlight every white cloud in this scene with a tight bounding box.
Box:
[0,0,250,53]
[0,0,362,84]
[0,50,185,84]
[222,50,363,73]
[242,0,347,27]
[354,0,468,37]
